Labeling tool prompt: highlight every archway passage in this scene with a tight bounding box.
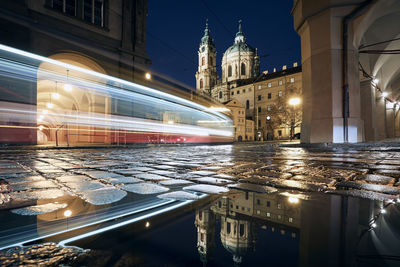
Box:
[36,53,111,146]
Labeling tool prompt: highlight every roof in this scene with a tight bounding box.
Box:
[236,65,302,87]
[224,42,256,55]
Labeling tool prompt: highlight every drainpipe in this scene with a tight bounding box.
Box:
[342,0,374,143]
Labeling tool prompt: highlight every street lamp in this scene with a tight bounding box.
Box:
[145,72,151,80]
[288,97,301,140]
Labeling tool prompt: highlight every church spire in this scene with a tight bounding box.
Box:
[201,18,214,46]
[235,19,245,43]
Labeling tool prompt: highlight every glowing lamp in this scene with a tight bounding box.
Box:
[145,72,151,80]
[289,98,300,106]
[46,103,53,109]
[382,92,388,97]
[288,197,299,204]
[64,210,72,217]
[64,84,72,91]
[52,92,60,99]
[42,109,48,114]
[373,78,379,84]
[38,125,44,131]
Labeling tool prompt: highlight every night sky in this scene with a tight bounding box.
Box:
[146,0,300,90]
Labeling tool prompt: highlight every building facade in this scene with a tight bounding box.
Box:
[195,20,302,141]
[0,0,151,145]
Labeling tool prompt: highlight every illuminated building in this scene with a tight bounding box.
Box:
[195,20,302,140]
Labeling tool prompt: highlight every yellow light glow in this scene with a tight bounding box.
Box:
[52,92,60,99]
[145,221,150,228]
[288,196,299,204]
[373,78,379,84]
[46,103,53,109]
[64,84,72,91]
[145,72,151,80]
[42,109,48,114]
[167,120,174,124]
[382,92,388,97]
[64,210,72,217]
[289,98,301,106]
[38,125,44,131]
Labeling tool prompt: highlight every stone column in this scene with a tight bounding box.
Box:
[375,92,386,140]
[292,0,364,143]
[360,80,376,141]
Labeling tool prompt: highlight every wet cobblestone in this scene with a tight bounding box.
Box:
[1,143,400,212]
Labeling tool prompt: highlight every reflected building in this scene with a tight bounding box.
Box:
[194,190,400,266]
[195,205,216,266]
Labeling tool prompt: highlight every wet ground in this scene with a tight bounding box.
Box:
[1,142,400,266]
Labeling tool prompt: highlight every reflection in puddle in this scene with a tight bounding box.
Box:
[67,190,400,266]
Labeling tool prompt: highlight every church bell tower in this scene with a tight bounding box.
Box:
[195,19,218,95]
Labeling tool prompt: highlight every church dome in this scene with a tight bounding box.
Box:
[223,20,256,57]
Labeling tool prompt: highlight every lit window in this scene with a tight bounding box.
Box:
[277,203,281,209]
[279,80,283,85]
[290,77,295,83]
[256,210,261,215]
[267,105,271,111]
[277,214,282,220]
[267,82,272,88]
[258,85,262,90]
[266,212,271,217]
[289,217,293,223]
[278,91,283,97]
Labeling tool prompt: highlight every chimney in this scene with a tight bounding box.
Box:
[293,62,298,67]
[282,65,287,70]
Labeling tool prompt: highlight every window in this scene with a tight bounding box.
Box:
[51,0,76,16]
[289,217,293,223]
[199,211,202,220]
[258,106,261,113]
[256,210,261,215]
[219,91,222,99]
[202,56,205,66]
[242,89,246,93]
[201,233,204,242]
[290,77,295,83]
[231,91,234,95]
[249,88,252,92]
[227,222,231,234]
[278,91,283,97]
[257,199,260,205]
[278,130,282,136]
[277,203,281,209]
[267,93,271,99]
[240,224,245,237]
[266,201,270,207]
[84,0,105,27]
[200,79,203,89]
[237,90,240,94]
[258,95,261,101]
[241,63,246,75]
[266,212,271,217]
[278,214,282,220]
[209,57,213,66]
[246,100,250,109]
[258,85,262,90]
[245,192,249,200]
[267,82,272,88]
[258,120,261,127]
[228,65,232,77]
[267,105,271,111]
[279,80,283,85]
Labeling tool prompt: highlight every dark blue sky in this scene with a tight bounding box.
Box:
[146,1,300,90]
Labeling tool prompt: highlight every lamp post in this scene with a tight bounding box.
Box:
[288,97,300,140]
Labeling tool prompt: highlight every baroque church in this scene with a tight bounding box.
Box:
[195,20,260,102]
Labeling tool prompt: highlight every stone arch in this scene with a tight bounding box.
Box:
[36,52,110,145]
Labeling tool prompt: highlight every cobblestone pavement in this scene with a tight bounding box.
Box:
[0,242,86,266]
[1,143,400,211]
[1,143,400,265]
